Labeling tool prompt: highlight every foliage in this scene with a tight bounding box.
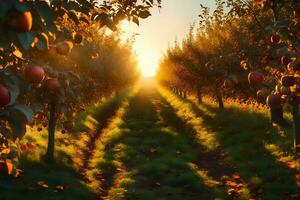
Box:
[0,0,160,174]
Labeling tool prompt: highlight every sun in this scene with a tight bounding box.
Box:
[138,55,158,77]
[120,21,158,77]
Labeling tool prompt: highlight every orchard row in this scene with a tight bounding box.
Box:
[157,0,300,152]
[0,0,160,175]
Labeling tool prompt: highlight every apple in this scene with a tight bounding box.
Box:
[10,11,32,32]
[44,78,61,91]
[24,65,45,83]
[256,88,269,103]
[223,79,234,88]
[248,72,264,85]
[266,93,282,108]
[271,34,281,44]
[287,58,300,71]
[281,75,296,87]
[56,41,73,55]
[0,85,10,107]
[280,56,292,66]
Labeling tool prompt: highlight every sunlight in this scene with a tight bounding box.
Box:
[120,21,158,77]
[138,54,158,77]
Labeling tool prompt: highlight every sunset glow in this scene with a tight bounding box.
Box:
[120,0,214,77]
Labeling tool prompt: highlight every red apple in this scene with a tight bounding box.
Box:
[280,56,293,66]
[10,11,32,32]
[0,85,10,107]
[266,93,282,108]
[271,34,281,44]
[281,75,296,87]
[256,88,269,103]
[44,78,61,91]
[24,65,45,83]
[223,79,234,89]
[248,72,264,85]
[288,58,300,71]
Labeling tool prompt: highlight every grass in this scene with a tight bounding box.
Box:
[86,84,229,200]
[1,82,300,200]
[0,89,133,200]
[159,86,300,200]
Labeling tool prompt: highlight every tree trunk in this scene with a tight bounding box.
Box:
[215,90,224,109]
[183,91,187,99]
[270,107,290,128]
[292,103,300,154]
[45,99,57,163]
[196,86,202,103]
[179,89,183,97]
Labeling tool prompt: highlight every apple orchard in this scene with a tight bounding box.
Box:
[158,0,300,153]
[0,0,160,175]
[0,1,300,198]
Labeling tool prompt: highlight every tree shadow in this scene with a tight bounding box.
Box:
[157,94,235,181]
[172,94,300,199]
[0,155,97,200]
[97,85,227,200]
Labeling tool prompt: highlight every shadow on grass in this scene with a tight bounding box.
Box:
[172,93,300,199]
[157,94,235,180]
[0,157,97,200]
[97,85,225,200]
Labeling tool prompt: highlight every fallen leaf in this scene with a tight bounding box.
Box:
[55,185,65,192]
[36,181,49,189]
[232,174,241,180]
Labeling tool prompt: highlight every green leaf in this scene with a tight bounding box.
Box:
[67,1,82,12]
[36,33,49,51]
[6,113,26,139]
[0,73,21,105]
[80,15,90,24]
[17,32,35,50]
[132,16,139,26]
[15,2,30,13]
[11,104,34,124]
[36,1,53,25]
[0,0,14,19]
[68,10,79,25]
[139,10,151,19]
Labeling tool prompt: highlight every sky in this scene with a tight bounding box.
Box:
[121,0,216,77]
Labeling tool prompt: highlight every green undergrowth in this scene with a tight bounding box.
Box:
[159,86,300,200]
[0,89,134,200]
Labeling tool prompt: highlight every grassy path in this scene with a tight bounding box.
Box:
[88,82,300,200]
[2,82,300,200]
[87,83,230,199]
